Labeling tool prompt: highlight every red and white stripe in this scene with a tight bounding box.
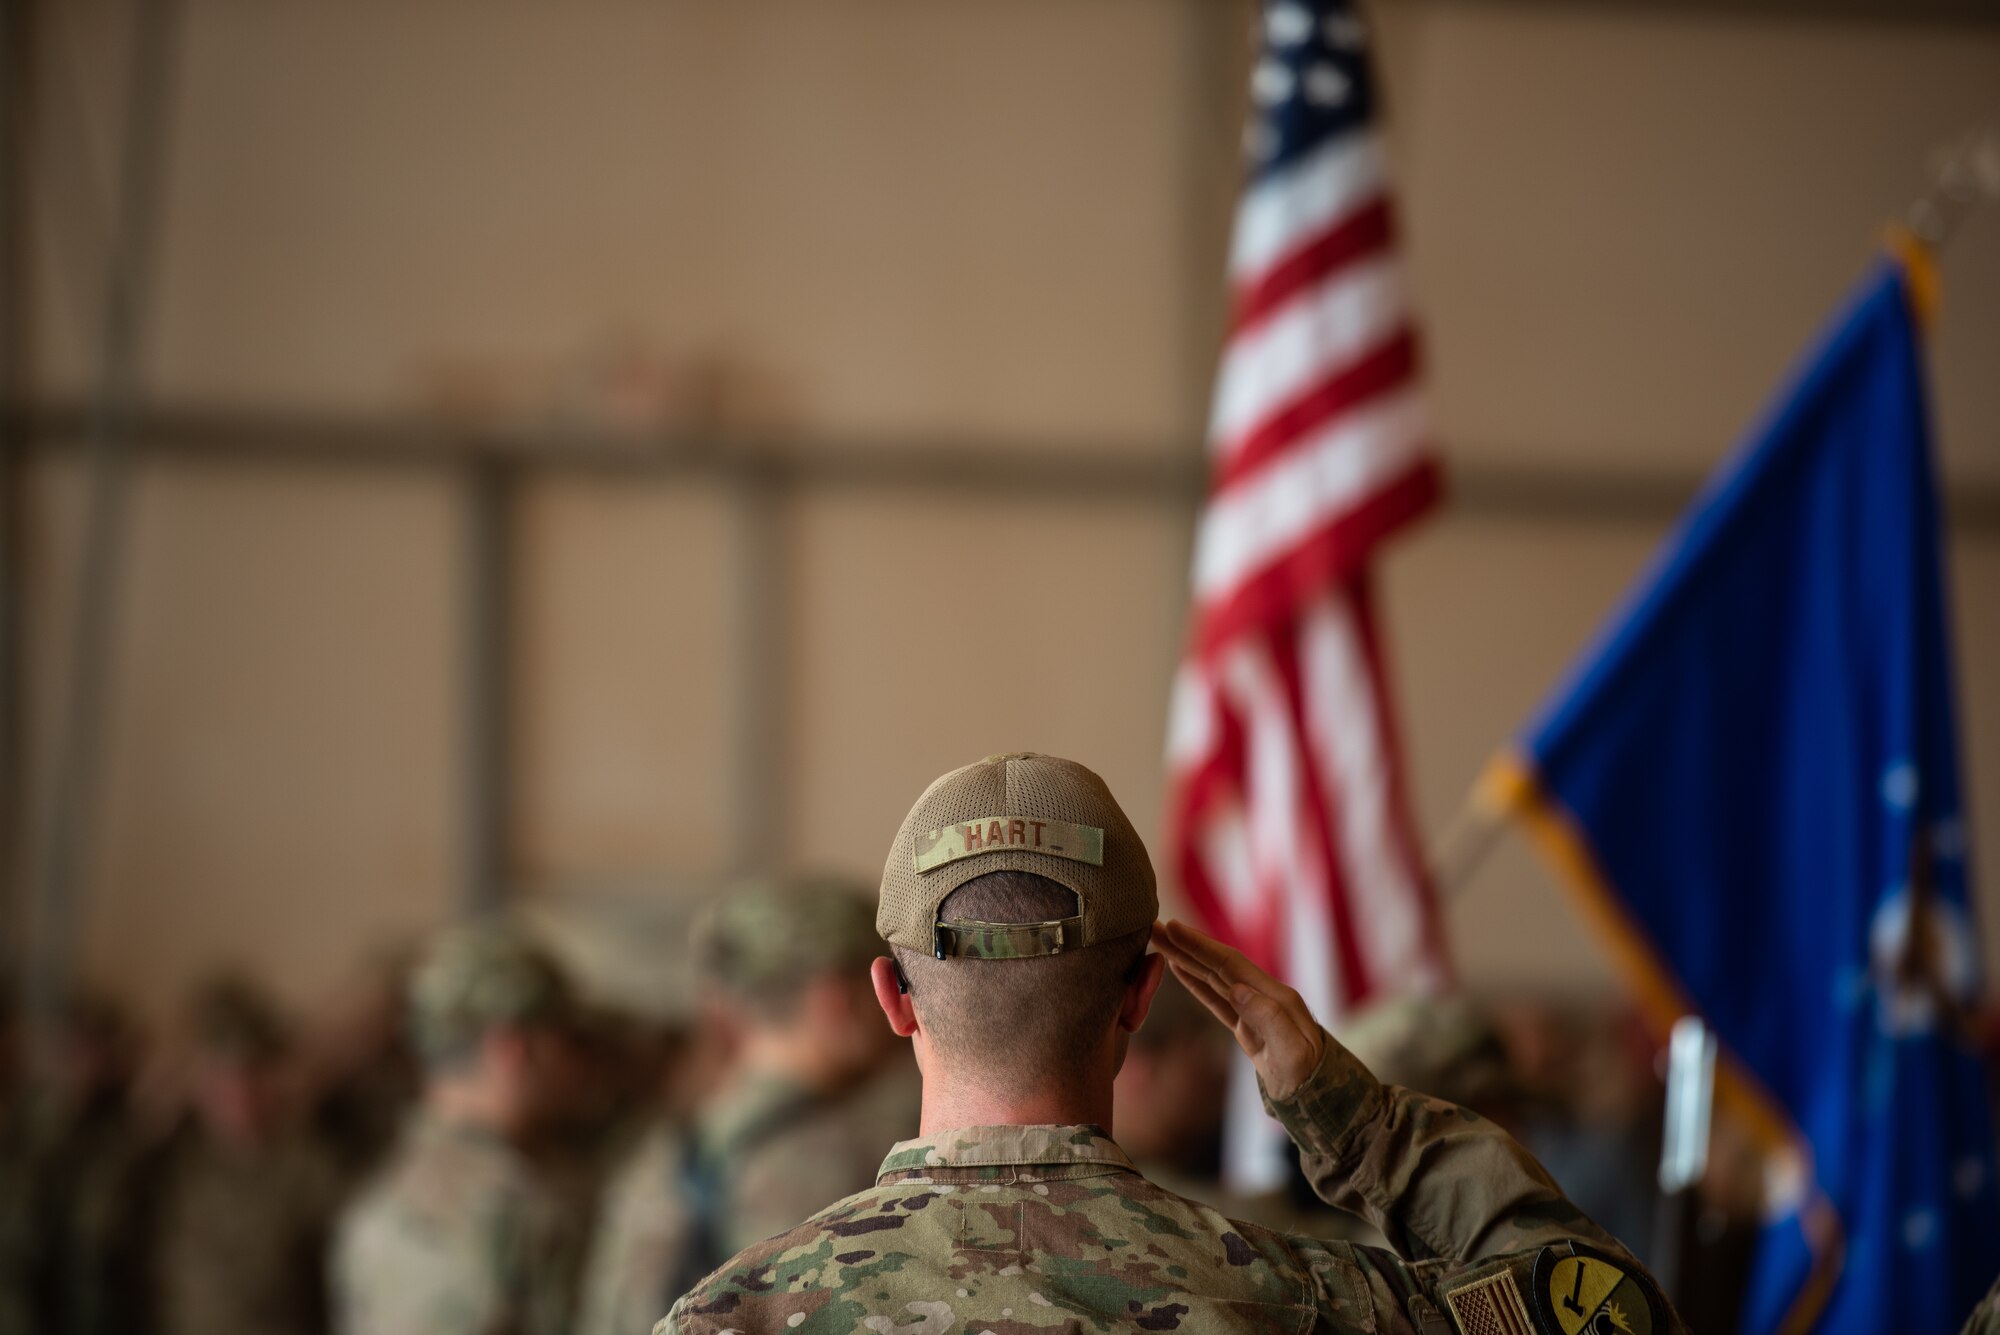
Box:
[1167,119,1449,1060]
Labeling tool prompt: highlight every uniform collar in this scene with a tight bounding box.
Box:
[876,1123,1136,1184]
[408,1109,522,1163]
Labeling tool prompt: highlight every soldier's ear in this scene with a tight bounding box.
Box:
[870,957,920,1038]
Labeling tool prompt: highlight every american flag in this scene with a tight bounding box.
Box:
[1167,0,1450,1129]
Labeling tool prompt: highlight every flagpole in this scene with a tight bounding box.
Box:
[1427,780,1506,901]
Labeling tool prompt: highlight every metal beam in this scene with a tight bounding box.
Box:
[0,0,28,975]
[1406,0,2000,27]
[28,0,178,1035]
[458,460,513,915]
[5,401,1207,497]
[727,462,787,874]
[11,402,2000,533]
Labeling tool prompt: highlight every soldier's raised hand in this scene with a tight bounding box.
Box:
[1151,919,1325,1101]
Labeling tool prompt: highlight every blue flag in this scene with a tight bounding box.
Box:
[1488,251,1998,1334]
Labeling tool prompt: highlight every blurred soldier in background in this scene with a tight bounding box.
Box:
[533,1001,663,1251]
[578,875,915,1335]
[1115,974,1396,1244]
[152,976,342,1335]
[1109,972,1229,1199]
[331,922,584,1335]
[1335,993,1520,1127]
[299,948,420,1180]
[1475,998,1662,1265]
[0,994,34,1335]
[36,993,163,1335]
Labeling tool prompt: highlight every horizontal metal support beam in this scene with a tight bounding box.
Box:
[7,400,1207,499]
[1416,0,2000,26]
[9,399,2000,532]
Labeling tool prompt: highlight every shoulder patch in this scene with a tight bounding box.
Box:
[1442,1268,1536,1335]
[1528,1244,1664,1335]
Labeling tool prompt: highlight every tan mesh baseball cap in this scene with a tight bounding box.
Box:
[879,752,1157,960]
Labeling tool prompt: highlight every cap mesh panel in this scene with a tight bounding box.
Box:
[878,752,1157,955]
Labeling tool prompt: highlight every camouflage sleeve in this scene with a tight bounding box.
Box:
[1265,1029,1688,1334]
[1262,1026,1627,1263]
[513,1190,585,1335]
[655,1288,727,1335]
[1963,1273,2000,1335]
[579,1133,696,1335]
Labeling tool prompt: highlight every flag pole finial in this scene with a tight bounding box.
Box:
[1888,123,1999,326]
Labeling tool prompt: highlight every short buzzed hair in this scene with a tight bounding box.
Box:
[892,871,1150,1089]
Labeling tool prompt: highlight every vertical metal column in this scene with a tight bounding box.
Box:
[1165,0,1243,595]
[728,461,787,876]
[1176,0,1239,440]
[0,0,30,974]
[458,459,513,915]
[28,0,178,1031]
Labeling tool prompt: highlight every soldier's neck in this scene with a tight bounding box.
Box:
[740,1028,853,1096]
[424,1079,527,1145]
[916,1066,1116,1136]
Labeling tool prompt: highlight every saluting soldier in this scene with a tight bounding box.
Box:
[659,751,1687,1335]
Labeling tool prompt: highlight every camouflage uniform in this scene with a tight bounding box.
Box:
[330,922,582,1335]
[154,1128,342,1335]
[154,975,343,1335]
[331,1114,576,1335]
[1965,1275,2000,1335]
[44,1104,168,1335]
[0,1087,41,1335]
[10,995,162,1335]
[658,1028,1681,1334]
[580,877,915,1335]
[580,1063,918,1335]
[706,1062,921,1258]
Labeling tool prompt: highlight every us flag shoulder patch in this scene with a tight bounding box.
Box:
[1441,1268,1537,1335]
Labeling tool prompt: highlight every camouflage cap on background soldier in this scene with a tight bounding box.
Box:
[690,874,880,1005]
[406,920,578,1065]
[1333,991,1518,1113]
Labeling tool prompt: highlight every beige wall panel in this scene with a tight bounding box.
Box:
[1383,515,2000,992]
[21,0,129,388]
[786,491,1190,883]
[1390,3,2000,484]
[22,457,459,1019]
[1382,516,1662,993]
[21,0,1997,1025]
[513,476,735,883]
[41,0,1191,445]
